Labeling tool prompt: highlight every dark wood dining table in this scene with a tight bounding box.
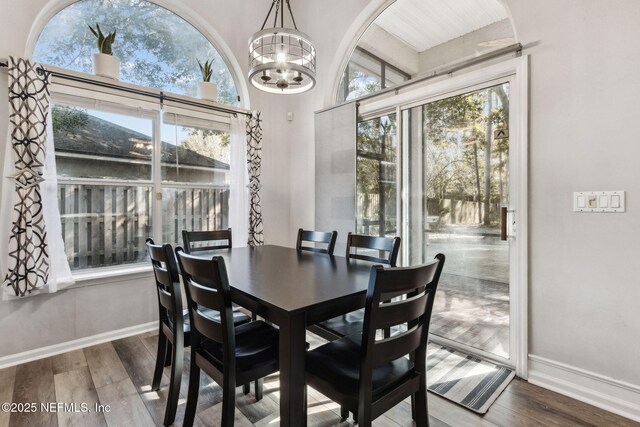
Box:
[195,244,373,426]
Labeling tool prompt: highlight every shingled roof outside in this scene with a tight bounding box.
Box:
[53,114,230,170]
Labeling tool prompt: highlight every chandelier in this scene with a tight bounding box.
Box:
[248,0,316,94]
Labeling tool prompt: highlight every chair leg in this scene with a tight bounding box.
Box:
[254,378,263,401]
[340,406,348,421]
[358,414,371,427]
[164,342,173,367]
[183,357,200,427]
[414,381,429,427]
[163,338,183,426]
[221,377,236,427]
[152,332,167,391]
[243,383,250,395]
[411,393,416,420]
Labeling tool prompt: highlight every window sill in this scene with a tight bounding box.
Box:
[69,264,153,289]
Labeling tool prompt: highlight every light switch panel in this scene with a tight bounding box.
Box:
[573,191,625,213]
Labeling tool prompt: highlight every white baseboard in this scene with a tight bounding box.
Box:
[528,354,640,422]
[0,322,157,369]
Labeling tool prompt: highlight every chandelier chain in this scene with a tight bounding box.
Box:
[261,0,277,31]
[286,0,298,30]
[260,0,299,31]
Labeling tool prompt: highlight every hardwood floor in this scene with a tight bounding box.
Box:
[1,331,636,427]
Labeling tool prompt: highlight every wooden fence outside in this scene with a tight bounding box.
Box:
[59,184,229,270]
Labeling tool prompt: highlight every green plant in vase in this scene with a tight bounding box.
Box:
[196,58,217,101]
[89,23,120,79]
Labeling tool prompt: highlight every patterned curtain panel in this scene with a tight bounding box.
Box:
[246,111,264,247]
[1,58,51,296]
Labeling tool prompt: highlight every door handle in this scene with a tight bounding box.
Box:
[501,207,516,240]
[501,207,507,241]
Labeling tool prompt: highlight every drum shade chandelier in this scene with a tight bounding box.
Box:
[248,0,316,94]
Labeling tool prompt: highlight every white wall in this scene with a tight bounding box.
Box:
[507,0,640,386]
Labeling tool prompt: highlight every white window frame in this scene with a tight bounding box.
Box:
[50,73,236,279]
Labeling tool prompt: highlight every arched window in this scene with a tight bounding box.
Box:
[337,0,514,102]
[33,0,239,105]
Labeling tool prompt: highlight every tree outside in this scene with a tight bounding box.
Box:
[33,0,239,105]
[354,83,509,240]
[356,114,397,237]
[424,83,509,230]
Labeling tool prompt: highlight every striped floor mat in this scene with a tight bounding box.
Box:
[427,343,515,414]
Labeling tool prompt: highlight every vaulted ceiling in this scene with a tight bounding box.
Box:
[374,0,509,52]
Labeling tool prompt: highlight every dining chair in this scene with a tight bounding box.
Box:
[146,239,187,426]
[183,227,258,324]
[345,232,401,265]
[296,228,338,255]
[175,248,280,427]
[182,228,232,254]
[311,233,401,341]
[305,254,445,427]
[146,239,251,426]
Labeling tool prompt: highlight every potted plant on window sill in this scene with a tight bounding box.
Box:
[197,59,217,101]
[89,23,119,80]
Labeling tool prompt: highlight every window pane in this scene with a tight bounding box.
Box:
[337,48,411,102]
[33,0,239,104]
[160,121,230,185]
[59,184,152,270]
[356,115,398,239]
[161,187,229,247]
[53,105,153,181]
[385,66,410,89]
[343,49,382,101]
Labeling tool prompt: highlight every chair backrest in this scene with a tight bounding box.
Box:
[182,229,233,254]
[296,228,338,255]
[360,253,445,380]
[146,239,183,326]
[175,248,236,358]
[345,233,401,266]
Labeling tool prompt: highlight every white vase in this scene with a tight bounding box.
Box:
[197,81,218,102]
[92,53,120,80]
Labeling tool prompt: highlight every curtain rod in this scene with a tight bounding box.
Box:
[0,60,251,118]
[316,43,523,115]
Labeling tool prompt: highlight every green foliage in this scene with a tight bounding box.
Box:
[88,23,116,55]
[34,0,238,104]
[354,84,510,229]
[197,59,214,82]
[180,128,230,164]
[356,115,397,233]
[422,84,510,222]
[52,105,89,135]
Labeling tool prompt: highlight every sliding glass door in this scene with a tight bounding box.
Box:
[404,82,512,360]
[356,114,398,239]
